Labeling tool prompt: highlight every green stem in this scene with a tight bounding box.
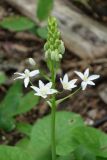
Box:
[56,87,81,105]
[51,60,56,160]
[51,97,56,160]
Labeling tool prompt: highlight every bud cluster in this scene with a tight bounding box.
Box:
[44,17,65,61]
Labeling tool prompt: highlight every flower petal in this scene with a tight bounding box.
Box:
[87,80,95,86]
[31,86,40,92]
[14,72,25,77]
[45,82,52,88]
[36,93,47,99]
[84,68,89,77]
[24,77,29,88]
[29,70,39,77]
[63,74,68,83]
[24,69,30,75]
[69,79,77,85]
[49,89,57,94]
[88,75,100,81]
[81,81,87,90]
[39,80,45,88]
[14,76,25,80]
[74,71,84,80]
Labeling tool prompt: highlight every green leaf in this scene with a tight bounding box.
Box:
[37,0,53,20]
[71,126,107,158]
[14,91,40,115]
[36,26,48,39]
[72,126,100,153]
[16,122,32,136]
[0,117,15,131]
[57,154,75,160]
[0,81,22,116]
[29,111,84,157]
[74,145,96,160]
[16,137,30,148]
[0,82,22,131]
[0,72,7,85]
[0,146,33,160]
[0,16,35,31]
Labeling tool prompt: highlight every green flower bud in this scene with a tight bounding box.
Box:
[44,17,65,61]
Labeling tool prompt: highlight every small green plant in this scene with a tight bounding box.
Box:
[0,0,53,39]
[0,17,106,160]
[0,81,39,131]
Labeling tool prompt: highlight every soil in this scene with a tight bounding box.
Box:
[0,0,107,145]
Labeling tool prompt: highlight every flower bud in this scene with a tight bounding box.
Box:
[44,17,65,61]
[28,58,36,66]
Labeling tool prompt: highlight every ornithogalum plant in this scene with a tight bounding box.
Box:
[14,17,100,160]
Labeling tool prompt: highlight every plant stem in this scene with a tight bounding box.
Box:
[51,60,56,160]
[51,97,56,160]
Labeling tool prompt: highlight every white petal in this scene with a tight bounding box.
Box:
[14,76,25,80]
[81,81,87,90]
[84,68,89,77]
[63,74,68,83]
[87,80,95,86]
[24,69,30,74]
[88,75,100,81]
[39,80,45,88]
[45,82,52,88]
[24,77,29,88]
[31,86,40,92]
[29,70,39,77]
[14,72,25,77]
[74,71,84,80]
[69,83,77,89]
[69,79,77,85]
[49,89,57,94]
[36,93,47,99]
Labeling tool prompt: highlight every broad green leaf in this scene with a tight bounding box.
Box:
[97,158,107,160]
[29,111,84,157]
[16,122,32,136]
[0,16,35,31]
[71,126,100,153]
[57,154,75,160]
[16,137,30,148]
[37,0,53,20]
[74,145,96,160]
[0,82,22,131]
[97,132,107,158]
[0,117,15,131]
[0,72,7,85]
[0,81,22,114]
[0,146,33,160]
[36,26,48,39]
[71,126,107,158]
[14,91,40,115]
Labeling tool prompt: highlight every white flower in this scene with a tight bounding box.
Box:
[75,68,100,90]
[28,58,36,66]
[60,74,77,91]
[14,69,39,88]
[31,80,57,98]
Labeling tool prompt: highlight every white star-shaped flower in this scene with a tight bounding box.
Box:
[31,80,57,98]
[60,74,77,91]
[14,69,39,88]
[75,68,100,90]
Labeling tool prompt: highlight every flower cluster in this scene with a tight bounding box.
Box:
[14,58,100,99]
[44,17,65,61]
